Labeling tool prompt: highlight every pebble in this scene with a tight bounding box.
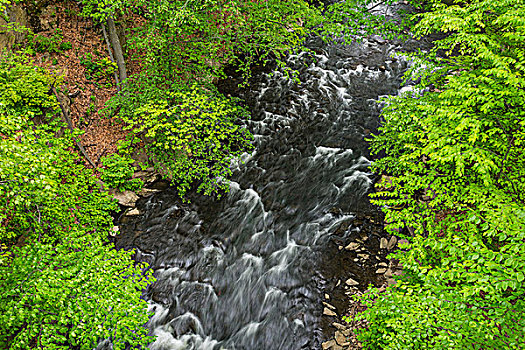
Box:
[322,340,336,349]
[345,242,359,251]
[357,254,369,259]
[345,278,359,286]
[380,237,388,249]
[378,262,388,267]
[325,293,330,300]
[335,331,346,345]
[388,236,398,250]
[323,308,337,317]
[126,208,141,216]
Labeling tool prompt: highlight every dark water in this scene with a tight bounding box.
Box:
[116,34,414,350]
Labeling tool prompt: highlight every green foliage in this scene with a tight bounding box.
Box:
[100,153,143,192]
[114,84,253,198]
[358,0,525,348]
[0,53,153,349]
[25,28,72,54]
[1,239,153,350]
[126,0,322,83]
[79,0,127,22]
[79,52,118,81]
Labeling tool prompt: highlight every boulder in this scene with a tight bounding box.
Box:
[0,4,28,51]
[335,331,347,345]
[136,188,161,197]
[332,322,346,331]
[112,190,139,207]
[133,168,161,185]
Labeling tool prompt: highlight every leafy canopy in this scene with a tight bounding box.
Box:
[357,0,525,348]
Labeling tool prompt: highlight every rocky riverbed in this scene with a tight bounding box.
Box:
[319,212,404,350]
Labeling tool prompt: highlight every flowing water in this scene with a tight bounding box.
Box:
[116,33,419,350]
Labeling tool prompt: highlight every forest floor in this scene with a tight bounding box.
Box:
[31,0,133,167]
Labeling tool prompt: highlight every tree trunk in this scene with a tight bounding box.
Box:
[106,15,127,85]
[101,22,121,90]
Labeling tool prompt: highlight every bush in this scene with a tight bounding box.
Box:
[26,28,71,54]
[100,153,143,192]
[80,52,118,81]
[110,83,253,198]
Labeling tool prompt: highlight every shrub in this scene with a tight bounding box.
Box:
[100,153,143,192]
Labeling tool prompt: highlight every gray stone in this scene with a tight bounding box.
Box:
[323,308,337,317]
[345,278,359,286]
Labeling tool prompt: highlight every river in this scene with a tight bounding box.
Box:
[115,31,418,350]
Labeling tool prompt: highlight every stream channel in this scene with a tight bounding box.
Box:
[116,27,422,350]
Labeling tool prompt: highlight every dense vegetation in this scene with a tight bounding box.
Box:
[359,0,525,348]
[0,0,384,348]
[2,0,523,348]
[0,54,153,349]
